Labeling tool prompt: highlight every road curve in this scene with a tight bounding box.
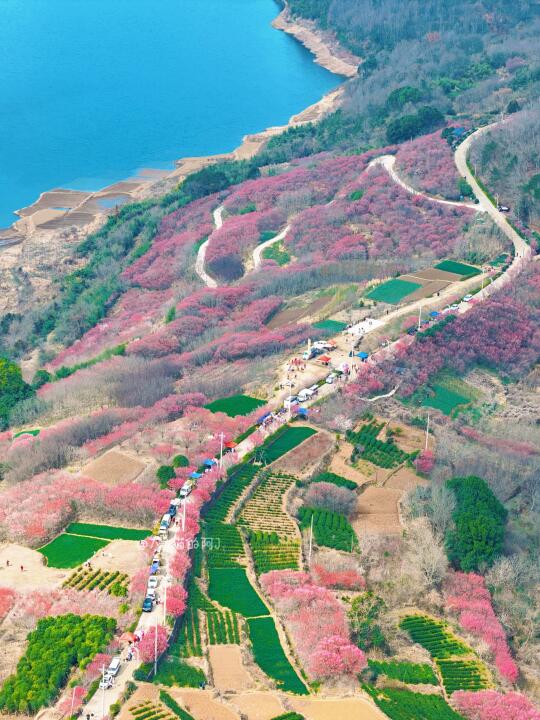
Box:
[194,205,224,288]
[369,155,482,211]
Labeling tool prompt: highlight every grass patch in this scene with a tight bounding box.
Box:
[366,278,421,304]
[262,241,291,265]
[208,567,268,617]
[247,617,308,694]
[65,522,151,541]
[204,394,265,417]
[422,384,470,415]
[312,319,347,332]
[38,534,109,568]
[12,428,40,438]
[434,260,480,277]
[153,657,206,688]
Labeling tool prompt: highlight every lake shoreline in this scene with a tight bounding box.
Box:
[1,6,357,259]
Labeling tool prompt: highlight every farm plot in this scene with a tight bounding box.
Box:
[38,533,109,568]
[207,609,241,644]
[298,507,358,552]
[312,319,348,333]
[208,567,268,617]
[347,419,411,468]
[366,278,421,304]
[239,473,299,538]
[363,686,464,720]
[422,384,470,415]
[367,659,438,685]
[434,260,480,277]
[258,426,316,465]
[248,532,300,574]
[311,471,357,490]
[66,522,151,541]
[81,449,145,484]
[272,431,334,478]
[267,296,331,330]
[205,394,266,417]
[436,658,491,694]
[247,617,309,695]
[399,615,471,658]
[128,700,179,720]
[204,464,259,523]
[63,567,128,594]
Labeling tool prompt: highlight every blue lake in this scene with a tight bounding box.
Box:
[0,0,338,226]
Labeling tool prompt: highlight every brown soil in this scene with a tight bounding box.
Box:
[0,543,67,590]
[90,540,147,577]
[232,692,285,720]
[272,430,334,478]
[354,487,403,535]
[385,466,427,492]
[267,296,330,329]
[167,688,240,720]
[328,442,373,487]
[290,696,387,720]
[82,449,145,484]
[118,683,159,720]
[406,268,462,282]
[386,421,425,454]
[209,645,255,693]
[404,280,452,303]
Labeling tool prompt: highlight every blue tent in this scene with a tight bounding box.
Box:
[357,351,369,359]
[429,311,440,318]
[257,412,272,424]
[189,471,203,479]
[203,459,216,468]
[296,407,308,417]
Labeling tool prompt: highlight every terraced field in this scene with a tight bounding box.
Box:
[239,473,299,538]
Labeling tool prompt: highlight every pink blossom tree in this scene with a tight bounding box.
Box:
[138,624,169,663]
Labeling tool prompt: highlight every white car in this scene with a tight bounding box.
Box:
[99,674,114,689]
[462,294,473,302]
[449,304,460,311]
[283,395,298,409]
[147,576,159,590]
[326,373,337,384]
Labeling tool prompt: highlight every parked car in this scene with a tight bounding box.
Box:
[107,657,121,677]
[146,588,157,602]
[283,395,298,409]
[150,561,159,575]
[449,303,460,310]
[179,481,193,498]
[326,373,337,384]
[297,388,314,402]
[147,576,159,590]
[142,596,154,612]
[99,674,114,689]
[168,504,177,517]
[462,294,473,302]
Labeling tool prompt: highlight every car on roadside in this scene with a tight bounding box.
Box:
[325,373,337,384]
[150,560,159,575]
[99,674,114,690]
[449,303,460,310]
[142,596,154,612]
[147,576,159,590]
[462,294,473,302]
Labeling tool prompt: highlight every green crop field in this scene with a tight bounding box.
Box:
[259,425,316,464]
[366,278,421,304]
[208,567,268,617]
[204,394,265,417]
[434,260,480,277]
[399,615,470,659]
[312,319,347,332]
[247,617,308,694]
[368,659,438,685]
[12,428,40,438]
[363,685,465,720]
[38,533,109,568]
[298,507,357,552]
[436,658,490,694]
[65,522,151,541]
[421,384,471,415]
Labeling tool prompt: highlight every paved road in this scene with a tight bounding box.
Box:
[194,205,223,288]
